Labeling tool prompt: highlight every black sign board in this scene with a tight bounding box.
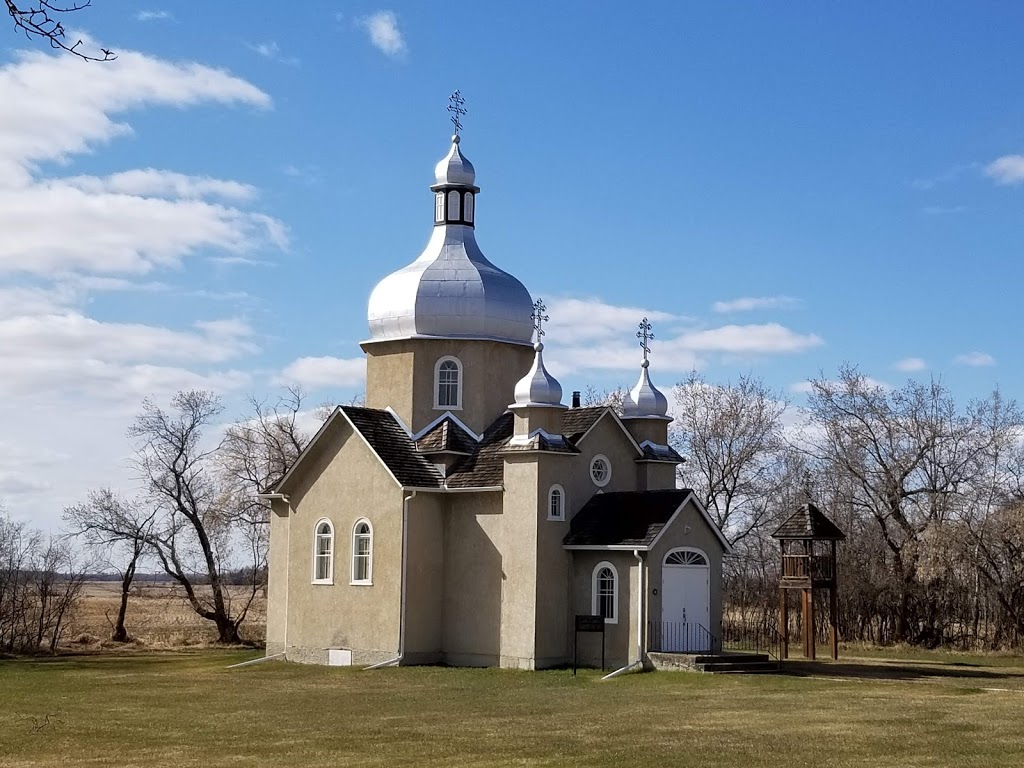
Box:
[573,614,606,675]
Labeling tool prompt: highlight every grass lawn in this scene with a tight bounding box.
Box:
[2,651,1024,767]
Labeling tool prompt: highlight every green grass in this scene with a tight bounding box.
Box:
[3,651,1024,767]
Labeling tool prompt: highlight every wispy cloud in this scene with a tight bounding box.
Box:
[984,155,1024,186]
[894,357,927,372]
[712,296,798,313]
[136,10,172,22]
[277,356,366,389]
[245,41,300,66]
[360,11,406,57]
[790,376,890,395]
[911,163,977,191]
[954,352,996,367]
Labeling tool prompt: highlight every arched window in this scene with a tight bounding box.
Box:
[312,519,334,584]
[434,192,445,223]
[590,455,611,488]
[592,561,618,624]
[665,549,708,566]
[447,190,461,221]
[547,485,565,521]
[434,356,462,409]
[464,192,474,223]
[351,519,373,585]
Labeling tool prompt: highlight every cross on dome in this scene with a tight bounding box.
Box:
[448,90,467,137]
[532,298,549,344]
[637,317,654,367]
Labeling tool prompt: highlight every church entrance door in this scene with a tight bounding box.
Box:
[660,549,711,652]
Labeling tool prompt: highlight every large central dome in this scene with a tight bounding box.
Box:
[366,136,534,346]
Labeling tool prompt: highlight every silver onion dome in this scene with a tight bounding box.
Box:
[513,342,563,407]
[434,134,476,187]
[367,136,534,345]
[622,360,669,419]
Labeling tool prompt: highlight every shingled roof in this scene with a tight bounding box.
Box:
[559,407,608,443]
[771,503,846,540]
[339,407,444,489]
[563,490,694,548]
[414,416,478,456]
[445,412,514,489]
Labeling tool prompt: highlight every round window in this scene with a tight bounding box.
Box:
[590,455,611,488]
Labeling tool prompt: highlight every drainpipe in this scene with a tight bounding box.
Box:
[601,549,645,680]
[365,490,416,670]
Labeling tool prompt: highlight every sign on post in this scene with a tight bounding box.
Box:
[573,614,606,676]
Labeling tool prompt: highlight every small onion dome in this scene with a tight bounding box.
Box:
[513,342,563,407]
[434,134,476,188]
[622,360,669,418]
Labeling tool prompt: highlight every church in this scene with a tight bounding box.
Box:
[261,112,730,671]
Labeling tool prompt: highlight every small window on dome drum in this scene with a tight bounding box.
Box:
[435,192,445,223]
[447,190,461,221]
[464,192,474,223]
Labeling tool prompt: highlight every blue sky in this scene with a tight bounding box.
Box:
[2,2,1023,529]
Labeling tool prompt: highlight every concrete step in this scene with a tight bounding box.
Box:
[695,660,780,674]
[648,651,780,674]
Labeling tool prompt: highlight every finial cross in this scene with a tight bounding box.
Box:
[448,90,467,135]
[532,298,549,342]
[637,317,654,362]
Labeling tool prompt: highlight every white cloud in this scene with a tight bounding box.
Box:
[360,11,406,57]
[895,357,927,372]
[711,296,798,313]
[136,10,172,21]
[985,155,1024,186]
[676,324,821,354]
[245,41,300,66]
[954,352,996,367]
[62,169,257,201]
[277,356,367,390]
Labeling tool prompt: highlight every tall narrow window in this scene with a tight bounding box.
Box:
[313,519,334,584]
[464,192,474,223]
[447,190,461,221]
[434,192,445,223]
[592,562,618,623]
[435,356,462,409]
[548,485,565,521]
[351,519,373,584]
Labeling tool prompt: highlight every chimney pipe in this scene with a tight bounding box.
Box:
[571,390,581,408]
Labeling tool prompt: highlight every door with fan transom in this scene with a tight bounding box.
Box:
[660,548,711,651]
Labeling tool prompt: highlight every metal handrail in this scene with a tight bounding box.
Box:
[647,621,718,654]
[719,620,783,662]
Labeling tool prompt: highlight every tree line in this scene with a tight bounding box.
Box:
[673,366,1024,650]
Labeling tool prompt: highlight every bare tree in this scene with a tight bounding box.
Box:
[582,384,626,412]
[672,372,791,545]
[63,489,153,642]
[4,1,114,60]
[128,391,253,644]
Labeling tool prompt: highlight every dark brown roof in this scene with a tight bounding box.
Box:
[445,412,514,489]
[501,431,581,454]
[638,443,685,463]
[560,407,609,443]
[771,503,846,540]
[563,490,693,548]
[340,407,443,489]
[415,416,478,455]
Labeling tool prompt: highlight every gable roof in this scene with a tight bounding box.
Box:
[771,503,846,540]
[444,412,514,489]
[414,415,478,455]
[273,406,443,494]
[563,490,693,549]
[560,406,643,455]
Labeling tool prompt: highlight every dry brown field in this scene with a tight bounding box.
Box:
[67,581,266,649]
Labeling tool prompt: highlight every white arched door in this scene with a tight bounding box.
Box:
[661,548,711,651]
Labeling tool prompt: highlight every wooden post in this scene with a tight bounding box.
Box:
[779,588,789,659]
[830,539,839,660]
[806,588,816,660]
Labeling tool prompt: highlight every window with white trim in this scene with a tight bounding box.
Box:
[312,519,334,584]
[547,485,565,521]
[665,549,708,566]
[351,519,373,585]
[592,561,618,623]
[447,190,461,221]
[435,356,462,409]
[435,192,445,223]
[590,455,611,488]
[464,192,474,223]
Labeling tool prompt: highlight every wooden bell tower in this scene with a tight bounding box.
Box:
[771,503,845,660]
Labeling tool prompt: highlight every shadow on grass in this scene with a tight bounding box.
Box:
[781,659,1020,683]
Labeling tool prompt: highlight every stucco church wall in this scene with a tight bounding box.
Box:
[646,498,726,643]
[533,457,575,666]
[497,457,540,668]
[277,420,405,665]
[403,492,445,663]
[569,550,639,669]
[265,502,290,653]
[364,338,534,434]
[564,414,640,522]
[637,462,677,492]
[442,493,504,666]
